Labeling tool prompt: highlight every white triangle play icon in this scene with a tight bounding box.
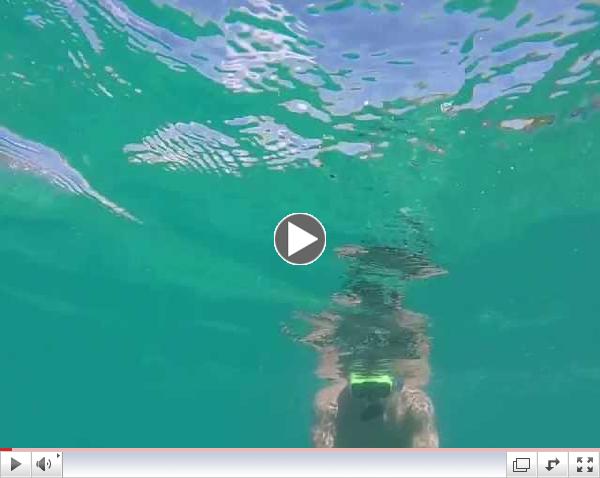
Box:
[288,221,318,257]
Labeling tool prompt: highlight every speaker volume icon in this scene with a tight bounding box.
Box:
[36,457,52,472]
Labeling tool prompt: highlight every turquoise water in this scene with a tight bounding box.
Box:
[1,0,599,447]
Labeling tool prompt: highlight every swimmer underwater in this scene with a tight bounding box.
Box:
[295,243,446,448]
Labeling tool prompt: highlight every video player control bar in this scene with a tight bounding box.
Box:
[0,453,62,477]
[1,450,598,477]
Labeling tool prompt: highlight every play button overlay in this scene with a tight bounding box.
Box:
[274,213,326,265]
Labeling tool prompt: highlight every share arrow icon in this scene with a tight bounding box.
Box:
[546,458,560,471]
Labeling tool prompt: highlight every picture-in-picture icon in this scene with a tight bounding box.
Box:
[513,458,531,473]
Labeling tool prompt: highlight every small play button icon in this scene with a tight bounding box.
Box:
[274,213,326,265]
[11,458,21,472]
[0,452,31,476]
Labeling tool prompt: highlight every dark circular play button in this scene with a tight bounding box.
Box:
[274,213,326,265]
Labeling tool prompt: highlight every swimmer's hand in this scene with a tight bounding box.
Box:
[385,388,439,448]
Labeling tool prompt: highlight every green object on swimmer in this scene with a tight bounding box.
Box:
[350,372,395,400]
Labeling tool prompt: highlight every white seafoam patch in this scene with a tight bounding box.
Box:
[125,118,372,175]
[0,126,137,221]
[124,121,254,175]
